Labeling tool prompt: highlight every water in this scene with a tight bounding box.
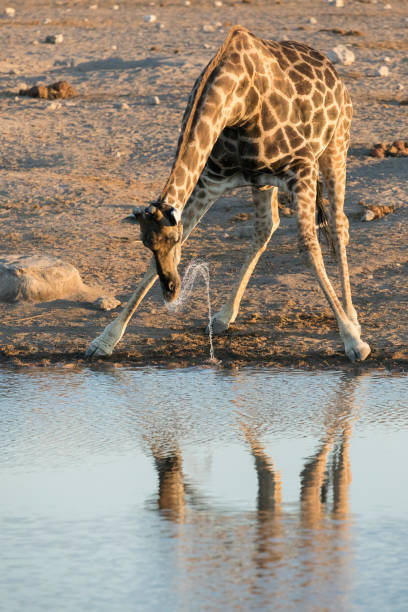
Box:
[1,366,408,611]
[167,259,218,364]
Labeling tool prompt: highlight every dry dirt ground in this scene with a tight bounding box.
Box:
[0,0,407,371]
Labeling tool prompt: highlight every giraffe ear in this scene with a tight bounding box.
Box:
[122,206,145,224]
[168,207,181,226]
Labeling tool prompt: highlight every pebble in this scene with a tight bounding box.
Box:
[144,14,157,23]
[308,17,317,24]
[375,65,390,77]
[121,102,130,110]
[214,1,223,6]
[147,95,160,105]
[89,3,98,8]
[202,24,215,32]
[43,17,51,24]
[184,0,191,5]
[94,296,121,311]
[396,83,404,90]
[45,34,64,44]
[156,22,165,30]
[384,56,391,63]
[113,4,120,9]
[4,7,16,17]
[327,45,355,66]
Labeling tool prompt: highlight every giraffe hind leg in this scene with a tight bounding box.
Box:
[295,164,370,362]
[209,186,280,334]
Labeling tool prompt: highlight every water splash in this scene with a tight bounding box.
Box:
[167,259,220,365]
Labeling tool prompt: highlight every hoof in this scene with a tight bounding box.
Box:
[206,317,229,335]
[85,337,114,359]
[346,340,371,363]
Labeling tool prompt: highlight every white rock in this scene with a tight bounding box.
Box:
[121,102,130,110]
[308,17,317,24]
[43,17,51,24]
[89,4,98,9]
[4,7,16,17]
[144,14,157,23]
[147,95,160,105]
[214,1,223,6]
[327,45,355,66]
[202,24,215,32]
[384,56,391,63]
[45,34,64,44]
[204,43,211,49]
[335,0,344,7]
[375,65,390,77]
[113,4,120,9]
[111,44,117,50]
[396,83,404,90]
[384,3,391,8]
[156,22,165,30]
[184,0,191,5]
[0,255,86,302]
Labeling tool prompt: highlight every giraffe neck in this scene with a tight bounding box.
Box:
[159,27,249,211]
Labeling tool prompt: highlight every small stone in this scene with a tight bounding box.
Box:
[375,65,389,77]
[121,102,130,110]
[202,24,215,32]
[214,0,223,6]
[94,296,121,311]
[147,95,160,105]
[327,45,355,66]
[9,68,20,75]
[308,17,317,24]
[384,3,391,8]
[4,7,16,17]
[113,4,120,9]
[45,34,64,44]
[43,18,51,24]
[156,22,165,29]
[183,0,191,5]
[335,0,344,6]
[204,43,211,49]
[396,83,404,90]
[89,3,98,9]
[144,14,157,22]
[384,56,391,63]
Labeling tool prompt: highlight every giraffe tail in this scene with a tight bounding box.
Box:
[316,179,335,254]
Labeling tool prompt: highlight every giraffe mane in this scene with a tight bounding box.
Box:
[160,25,251,201]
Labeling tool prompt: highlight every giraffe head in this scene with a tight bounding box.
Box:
[127,203,183,302]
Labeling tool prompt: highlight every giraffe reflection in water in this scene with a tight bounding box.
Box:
[149,375,360,606]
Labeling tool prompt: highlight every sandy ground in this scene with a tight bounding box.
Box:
[0,0,407,371]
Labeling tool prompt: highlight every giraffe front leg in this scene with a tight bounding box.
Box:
[296,171,370,362]
[85,259,158,358]
[210,187,279,334]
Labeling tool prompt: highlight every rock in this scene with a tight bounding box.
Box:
[361,203,395,221]
[4,7,16,17]
[147,95,160,105]
[0,255,87,302]
[396,83,404,90]
[19,80,78,100]
[375,65,389,77]
[94,296,121,311]
[121,102,130,110]
[45,34,64,44]
[214,1,223,6]
[184,0,191,5]
[308,17,317,24]
[327,45,355,66]
[202,24,215,32]
[144,14,157,23]
[156,22,165,30]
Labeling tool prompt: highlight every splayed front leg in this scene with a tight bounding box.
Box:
[209,187,279,335]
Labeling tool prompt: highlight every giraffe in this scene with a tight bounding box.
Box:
[86,25,371,363]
